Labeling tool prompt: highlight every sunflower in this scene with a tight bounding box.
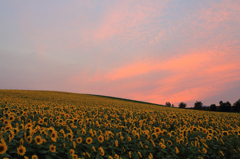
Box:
[86,152,90,158]
[202,148,207,154]
[206,135,212,140]
[35,135,43,145]
[115,140,118,147]
[154,127,161,134]
[9,115,15,121]
[73,154,78,159]
[4,125,12,132]
[86,137,93,144]
[222,131,228,136]
[38,119,44,125]
[128,136,132,141]
[98,147,105,156]
[49,145,56,153]
[3,120,9,125]
[76,137,82,144]
[175,146,179,154]
[129,151,131,158]
[32,155,38,159]
[138,151,142,158]
[20,138,24,146]
[98,135,104,143]
[179,139,184,144]
[51,131,58,142]
[25,123,32,129]
[27,136,32,144]
[66,133,73,141]
[17,145,26,156]
[160,143,166,149]
[167,140,172,146]
[0,117,4,122]
[27,118,32,123]
[70,149,74,155]
[79,120,83,126]
[104,133,109,140]
[220,150,225,156]
[0,142,8,155]
[49,117,54,123]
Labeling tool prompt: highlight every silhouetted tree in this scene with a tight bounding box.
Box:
[194,101,203,110]
[172,104,174,107]
[219,101,223,105]
[225,101,231,112]
[166,102,171,107]
[210,104,217,111]
[233,99,240,112]
[219,101,231,112]
[179,102,186,108]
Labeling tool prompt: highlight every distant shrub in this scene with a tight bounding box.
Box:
[194,101,203,110]
[165,102,171,107]
[210,104,217,111]
[179,102,186,108]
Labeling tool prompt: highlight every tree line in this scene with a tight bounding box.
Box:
[165,99,240,112]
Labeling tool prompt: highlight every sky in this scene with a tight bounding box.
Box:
[1,0,240,108]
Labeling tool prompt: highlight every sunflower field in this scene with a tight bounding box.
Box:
[0,90,240,159]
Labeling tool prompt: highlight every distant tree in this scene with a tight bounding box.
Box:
[194,101,203,110]
[171,104,174,107]
[233,99,240,112]
[219,101,223,105]
[179,102,186,108]
[219,101,231,112]
[166,102,171,107]
[225,101,231,112]
[210,104,217,111]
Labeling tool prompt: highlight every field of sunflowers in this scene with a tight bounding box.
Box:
[0,90,240,159]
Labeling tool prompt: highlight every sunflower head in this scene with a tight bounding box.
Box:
[76,137,82,144]
[27,136,32,143]
[32,155,38,159]
[167,140,172,146]
[0,142,8,155]
[203,148,207,154]
[86,137,93,144]
[49,145,56,153]
[98,135,104,143]
[35,135,43,145]
[17,145,26,156]
[70,149,74,155]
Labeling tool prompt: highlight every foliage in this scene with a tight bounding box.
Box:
[165,102,171,107]
[194,101,203,110]
[219,101,231,112]
[233,99,240,112]
[179,102,187,108]
[210,104,217,111]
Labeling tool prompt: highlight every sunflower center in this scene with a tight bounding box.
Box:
[0,146,4,152]
[19,149,23,153]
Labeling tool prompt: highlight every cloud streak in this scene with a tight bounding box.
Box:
[1,0,240,107]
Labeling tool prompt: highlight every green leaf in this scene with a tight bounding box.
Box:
[188,154,193,158]
[9,148,17,154]
[46,155,53,159]
[38,150,48,154]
